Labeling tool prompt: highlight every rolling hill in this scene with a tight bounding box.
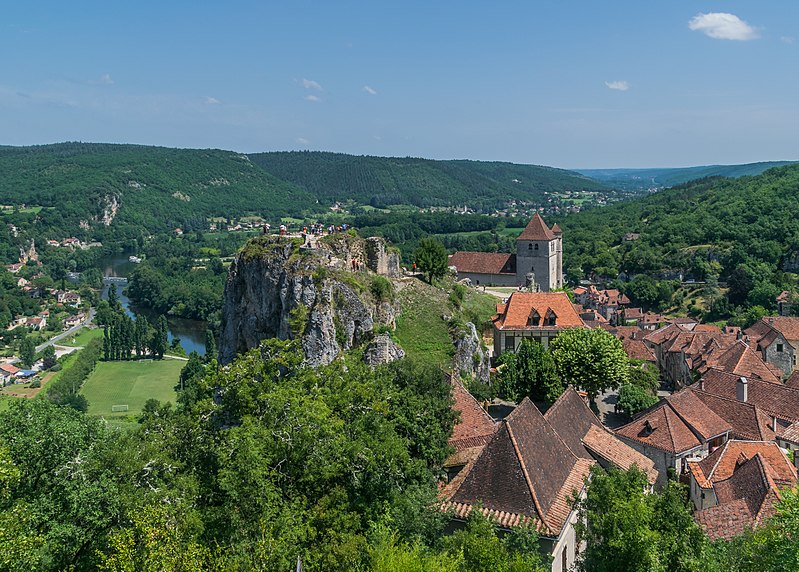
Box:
[576,161,797,192]
[248,151,609,210]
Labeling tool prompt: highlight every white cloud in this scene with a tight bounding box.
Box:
[605,80,630,91]
[204,96,220,104]
[301,78,322,90]
[688,12,759,41]
[304,94,321,102]
[89,73,114,85]
[363,85,377,95]
[297,137,310,145]
[782,36,795,45]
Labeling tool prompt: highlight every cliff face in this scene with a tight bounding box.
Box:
[219,235,400,366]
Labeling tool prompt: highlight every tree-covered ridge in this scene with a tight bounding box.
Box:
[248,151,608,210]
[0,142,315,240]
[560,164,799,288]
[577,161,797,192]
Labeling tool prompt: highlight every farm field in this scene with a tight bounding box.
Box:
[81,358,183,417]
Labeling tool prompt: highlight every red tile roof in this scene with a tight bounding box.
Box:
[448,252,516,275]
[701,368,799,422]
[0,363,20,375]
[517,213,555,241]
[664,390,732,441]
[448,377,498,453]
[697,340,781,383]
[692,390,776,441]
[747,316,799,344]
[616,402,703,455]
[695,440,797,487]
[582,425,658,484]
[446,398,593,536]
[493,292,585,330]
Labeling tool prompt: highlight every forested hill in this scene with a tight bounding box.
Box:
[248,151,607,210]
[561,164,799,292]
[577,161,796,192]
[0,143,314,240]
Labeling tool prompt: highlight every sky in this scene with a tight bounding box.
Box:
[2,1,798,168]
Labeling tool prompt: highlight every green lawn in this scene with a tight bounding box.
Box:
[60,327,103,347]
[394,279,454,368]
[81,358,183,418]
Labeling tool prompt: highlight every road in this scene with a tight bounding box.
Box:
[35,307,96,353]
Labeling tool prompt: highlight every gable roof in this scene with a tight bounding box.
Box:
[448,252,516,275]
[664,390,732,441]
[697,340,781,383]
[0,363,20,375]
[616,401,703,455]
[695,440,797,487]
[517,213,555,241]
[581,425,658,484]
[493,292,585,330]
[701,368,799,422]
[448,377,498,454]
[446,398,593,536]
[692,390,776,442]
[746,316,799,344]
[694,453,788,541]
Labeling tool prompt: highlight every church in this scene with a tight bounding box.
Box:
[448,213,563,290]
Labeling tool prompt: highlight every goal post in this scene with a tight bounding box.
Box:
[111,404,129,412]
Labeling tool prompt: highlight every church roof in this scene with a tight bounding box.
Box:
[448,252,516,275]
[517,213,555,241]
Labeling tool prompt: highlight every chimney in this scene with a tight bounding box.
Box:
[772,416,778,433]
[736,376,748,403]
[698,378,705,391]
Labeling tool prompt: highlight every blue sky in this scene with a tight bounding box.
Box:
[2,2,797,168]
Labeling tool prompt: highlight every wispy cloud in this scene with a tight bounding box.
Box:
[204,96,220,104]
[304,94,321,102]
[782,36,795,45]
[90,73,115,85]
[688,12,759,41]
[605,80,630,91]
[363,85,377,95]
[301,78,322,90]
[297,137,310,145]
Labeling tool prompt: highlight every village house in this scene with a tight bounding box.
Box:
[616,390,732,483]
[55,290,82,307]
[491,291,586,355]
[25,316,46,331]
[448,213,563,290]
[442,389,655,572]
[0,363,20,385]
[601,325,657,364]
[776,291,793,317]
[687,440,798,540]
[745,316,799,378]
[443,377,498,482]
[63,314,85,329]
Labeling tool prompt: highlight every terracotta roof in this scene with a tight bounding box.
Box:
[780,423,799,445]
[493,292,585,330]
[0,363,20,375]
[694,453,786,540]
[448,252,516,275]
[517,213,555,241]
[448,377,498,453]
[697,340,781,383]
[446,398,593,536]
[695,440,797,487]
[573,287,587,295]
[616,402,703,455]
[582,424,658,484]
[747,316,799,343]
[701,368,799,422]
[543,388,602,461]
[692,390,776,441]
[785,369,799,389]
[623,338,657,362]
[551,223,562,234]
[665,390,732,441]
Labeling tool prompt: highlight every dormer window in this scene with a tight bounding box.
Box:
[544,309,557,326]
[642,420,655,436]
[529,310,541,326]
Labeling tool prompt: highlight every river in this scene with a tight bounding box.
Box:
[98,253,207,356]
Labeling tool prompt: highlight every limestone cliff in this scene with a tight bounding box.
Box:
[218,235,401,366]
[452,322,491,383]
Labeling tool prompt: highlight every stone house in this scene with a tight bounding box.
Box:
[745,316,799,378]
[491,291,586,355]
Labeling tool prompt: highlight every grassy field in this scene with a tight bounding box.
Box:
[60,327,103,347]
[82,358,183,418]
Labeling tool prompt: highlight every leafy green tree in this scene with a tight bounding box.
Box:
[576,465,707,572]
[19,336,36,368]
[626,274,659,309]
[107,283,120,309]
[550,328,629,403]
[497,339,563,403]
[414,238,448,284]
[179,351,205,392]
[627,360,659,395]
[151,315,168,358]
[616,384,659,419]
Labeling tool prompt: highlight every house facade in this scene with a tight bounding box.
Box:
[492,291,586,355]
[745,316,799,378]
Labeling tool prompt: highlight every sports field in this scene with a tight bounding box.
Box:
[81,358,183,417]
[61,327,103,347]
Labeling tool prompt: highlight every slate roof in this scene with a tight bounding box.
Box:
[493,292,585,330]
[701,368,799,422]
[445,398,593,537]
[517,213,556,241]
[448,252,516,275]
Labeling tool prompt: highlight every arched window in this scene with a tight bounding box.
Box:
[528,243,532,250]
[534,243,539,251]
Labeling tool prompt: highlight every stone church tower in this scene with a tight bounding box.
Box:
[515,213,563,290]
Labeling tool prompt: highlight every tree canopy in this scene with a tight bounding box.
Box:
[550,328,629,402]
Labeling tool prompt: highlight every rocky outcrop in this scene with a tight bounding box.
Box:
[452,322,490,383]
[219,235,400,366]
[363,334,405,367]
